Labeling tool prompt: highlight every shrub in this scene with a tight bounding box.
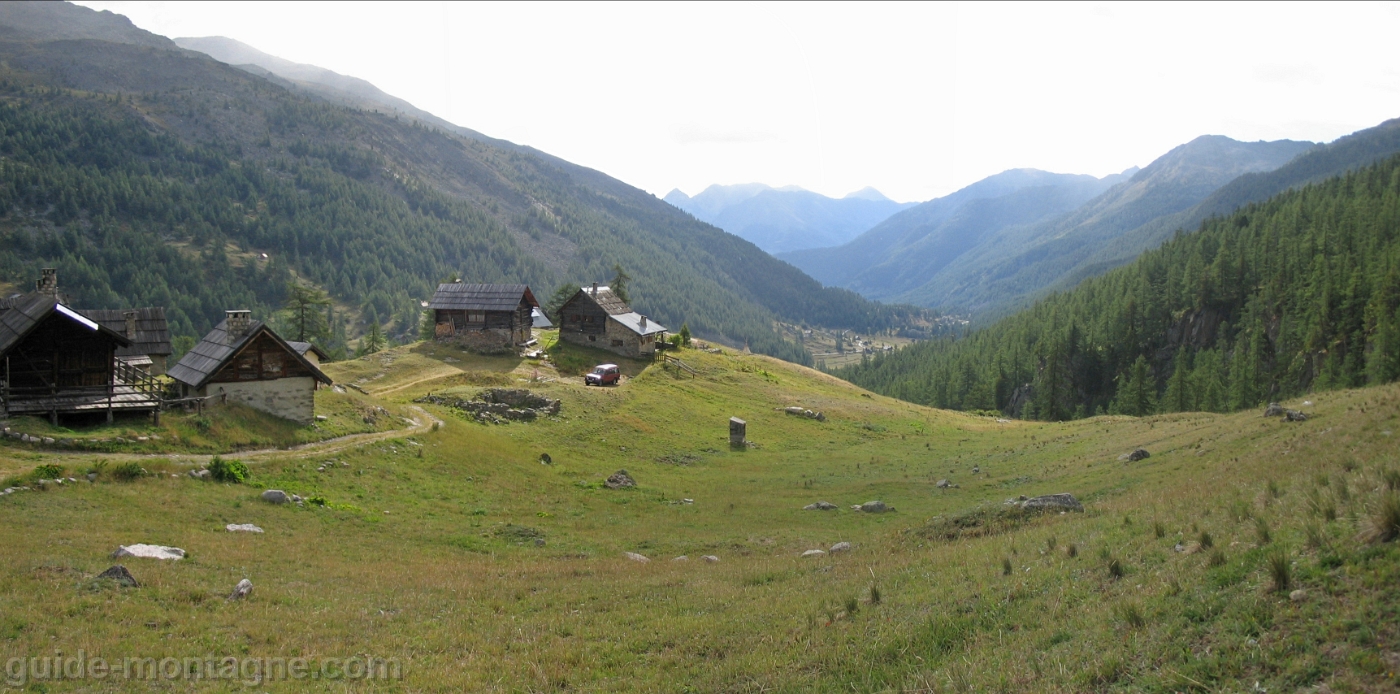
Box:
[1066,543,1078,558]
[33,464,63,480]
[1266,547,1291,592]
[1383,468,1400,492]
[1359,493,1400,544]
[1001,558,1012,576]
[112,462,146,481]
[1267,478,1282,498]
[1208,549,1227,567]
[1304,521,1327,549]
[1198,531,1214,549]
[1153,520,1167,538]
[192,416,213,433]
[1107,557,1124,579]
[869,584,881,605]
[844,596,859,615]
[1046,536,1057,551]
[87,460,108,477]
[207,457,249,484]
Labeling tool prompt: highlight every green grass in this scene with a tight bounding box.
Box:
[1,341,1398,691]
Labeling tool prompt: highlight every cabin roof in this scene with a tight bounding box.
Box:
[0,293,132,356]
[428,283,538,312]
[610,311,667,336]
[564,286,632,316]
[168,318,331,389]
[81,307,172,358]
[286,340,330,361]
[530,307,553,329]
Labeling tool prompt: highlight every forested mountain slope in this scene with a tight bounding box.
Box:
[838,153,1400,419]
[1047,118,1400,297]
[665,184,915,254]
[0,2,922,362]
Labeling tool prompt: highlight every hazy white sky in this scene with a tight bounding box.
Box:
[76,1,1400,202]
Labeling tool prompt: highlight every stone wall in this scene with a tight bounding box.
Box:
[199,376,317,424]
[438,327,516,354]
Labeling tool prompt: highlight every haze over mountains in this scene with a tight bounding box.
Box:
[664,184,915,254]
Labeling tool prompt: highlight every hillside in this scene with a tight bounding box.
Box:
[665,183,915,254]
[838,153,1400,421]
[1,334,1396,690]
[1047,117,1400,296]
[780,168,1130,290]
[0,3,920,363]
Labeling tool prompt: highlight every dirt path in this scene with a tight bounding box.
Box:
[0,406,445,471]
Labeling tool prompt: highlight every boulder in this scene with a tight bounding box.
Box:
[1263,402,1286,417]
[1289,589,1308,602]
[605,470,636,489]
[227,579,253,601]
[226,524,264,533]
[936,479,952,489]
[261,489,290,504]
[858,500,889,513]
[539,453,552,465]
[801,549,826,558]
[672,556,689,562]
[188,469,211,480]
[1126,449,1150,462]
[96,565,139,587]
[1021,493,1083,512]
[1284,410,1308,422]
[804,501,838,511]
[829,542,852,553]
[112,544,186,560]
[702,555,720,563]
[623,551,650,564]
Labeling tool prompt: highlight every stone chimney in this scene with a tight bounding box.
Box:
[639,315,647,330]
[225,310,251,337]
[123,310,137,340]
[35,268,58,297]
[591,282,598,297]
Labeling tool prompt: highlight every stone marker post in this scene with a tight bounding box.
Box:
[729,417,746,446]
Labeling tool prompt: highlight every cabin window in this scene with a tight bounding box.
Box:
[612,339,623,347]
[467,311,485,323]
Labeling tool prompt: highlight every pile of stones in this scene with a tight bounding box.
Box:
[416,389,561,424]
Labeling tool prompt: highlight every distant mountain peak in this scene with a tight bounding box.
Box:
[844,187,891,202]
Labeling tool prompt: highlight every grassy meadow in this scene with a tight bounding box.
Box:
[0,333,1397,691]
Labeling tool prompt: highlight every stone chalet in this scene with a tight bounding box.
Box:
[556,283,666,358]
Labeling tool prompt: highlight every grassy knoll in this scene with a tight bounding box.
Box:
[0,337,1397,691]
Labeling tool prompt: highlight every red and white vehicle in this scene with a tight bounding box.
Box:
[584,364,621,386]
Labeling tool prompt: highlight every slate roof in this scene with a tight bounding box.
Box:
[168,318,331,389]
[610,311,667,336]
[286,340,330,361]
[81,307,172,358]
[531,307,553,329]
[0,293,132,355]
[568,286,632,316]
[428,283,538,312]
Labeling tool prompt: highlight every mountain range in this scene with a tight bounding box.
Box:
[0,2,926,363]
[664,184,915,254]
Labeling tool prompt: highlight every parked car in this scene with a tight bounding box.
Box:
[585,364,621,386]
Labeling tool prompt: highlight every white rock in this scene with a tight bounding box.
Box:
[830,542,852,553]
[42,437,55,445]
[623,552,651,564]
[227,578,253,600]
[261,490,290,504]
[112,544,186,560]
[801,549,826,558]
[672,555,689,562]
[226,524,264,533]
[701,555,719,563]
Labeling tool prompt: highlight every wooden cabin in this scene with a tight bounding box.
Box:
[428,282,538,352]
[168,310,331,424]
[82,307,172,376]
[0,292,160,423]
[556,283,667,358]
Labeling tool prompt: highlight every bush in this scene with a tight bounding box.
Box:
[112,462,146,481]
[1107,557,1124,579]
[1255,517,1272,545]
[1360,493,1400,544]
[207,457,249,484]
[33,464,63,480]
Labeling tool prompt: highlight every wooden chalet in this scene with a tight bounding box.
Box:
[428,282,538,351]
[0,291,160,423]
[557,283,667,358]
[82,307,172,375]
[168,310,331,424]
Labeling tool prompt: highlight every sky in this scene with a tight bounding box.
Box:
[75,1,1400,203]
